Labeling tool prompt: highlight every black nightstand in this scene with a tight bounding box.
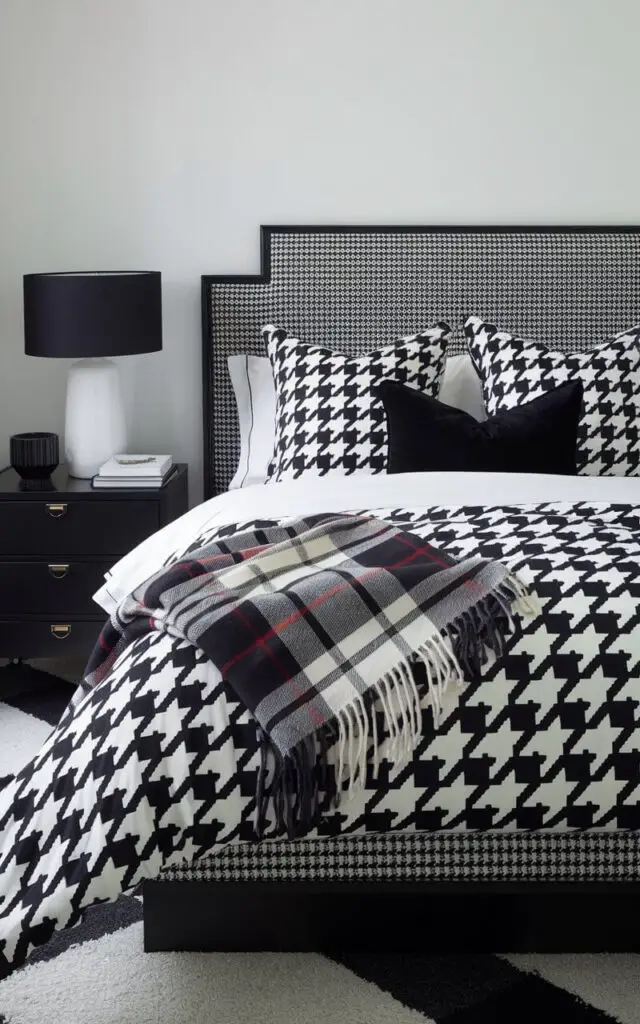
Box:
[0,464,188,661]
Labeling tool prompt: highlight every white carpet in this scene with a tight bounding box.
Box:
[0,703,52,777]
[0,922,431,1024]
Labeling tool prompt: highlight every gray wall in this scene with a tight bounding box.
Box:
[1,0,638,504]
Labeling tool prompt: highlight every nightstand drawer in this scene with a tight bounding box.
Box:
[0,500,159,556]
[0,561,112,615]
[0,619,105,659]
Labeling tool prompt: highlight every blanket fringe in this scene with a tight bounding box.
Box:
[255,576,539,839]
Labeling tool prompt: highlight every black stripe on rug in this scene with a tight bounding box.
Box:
[23,894,143,971]
[1,665,75,727]
[329,952,619,1023]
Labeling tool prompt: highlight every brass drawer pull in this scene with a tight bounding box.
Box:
[50,624,71,639]
[46,503,67,519]
[48,563,70,579]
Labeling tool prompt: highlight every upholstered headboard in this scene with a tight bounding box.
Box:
[201,226,640,498]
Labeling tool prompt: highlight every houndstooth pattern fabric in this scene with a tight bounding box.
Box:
[163,831,640,883]
[165,497,640,839]
[264,323,449,480]
[204,229,640,495]
[465,316,640,476]
[171,499,640,837]
[3,499,640,975]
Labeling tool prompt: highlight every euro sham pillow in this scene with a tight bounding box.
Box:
[264,323,451,481]
[227,355,277,489]
[380,378,583,475]
[465,315,640,476]
[439,352,486,421]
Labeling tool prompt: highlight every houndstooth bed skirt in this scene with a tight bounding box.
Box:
[161,831,640,884]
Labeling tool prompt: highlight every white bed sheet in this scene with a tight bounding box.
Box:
[94,471,640,614]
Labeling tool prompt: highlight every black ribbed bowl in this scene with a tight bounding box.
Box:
[10,432,59,479]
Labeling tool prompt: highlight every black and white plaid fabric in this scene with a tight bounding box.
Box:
[264,323,450,481]
[79,512,534,837]
[465,315,640,476]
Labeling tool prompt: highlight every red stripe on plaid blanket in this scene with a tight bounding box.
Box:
[220,540,469,676]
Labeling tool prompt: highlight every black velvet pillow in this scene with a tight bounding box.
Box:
[379,379,584,475]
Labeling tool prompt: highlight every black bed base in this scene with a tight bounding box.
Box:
[143,880,640,953]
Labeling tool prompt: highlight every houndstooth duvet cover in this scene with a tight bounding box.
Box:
[2,473,640,974]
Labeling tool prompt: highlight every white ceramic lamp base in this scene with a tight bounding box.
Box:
[64,358,127,478]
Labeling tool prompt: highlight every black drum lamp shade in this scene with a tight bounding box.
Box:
[24,271,162,358]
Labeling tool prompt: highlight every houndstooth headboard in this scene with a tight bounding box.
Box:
[202,226,640,498]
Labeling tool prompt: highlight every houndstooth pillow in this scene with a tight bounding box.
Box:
[465,315,640,476]
[264,323,451,481]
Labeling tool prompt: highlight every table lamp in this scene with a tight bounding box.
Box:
[24,271,162,478]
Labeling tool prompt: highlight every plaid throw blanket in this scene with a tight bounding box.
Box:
[81,513,538,836]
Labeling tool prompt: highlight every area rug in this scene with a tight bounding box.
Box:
[0,666,638,1024]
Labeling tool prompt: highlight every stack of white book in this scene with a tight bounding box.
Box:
[93,454,175,489]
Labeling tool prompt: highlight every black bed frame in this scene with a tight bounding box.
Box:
[144,880,640,952]
[144,225,640,953]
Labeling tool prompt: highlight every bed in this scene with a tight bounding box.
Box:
[2,226,640,976]
[144,226,640,952]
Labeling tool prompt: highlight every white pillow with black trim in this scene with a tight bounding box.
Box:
[227,355,276,489]
[465,315,640,476]
[439,352,486,421]
[264,323,451,481]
